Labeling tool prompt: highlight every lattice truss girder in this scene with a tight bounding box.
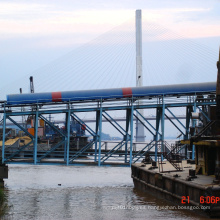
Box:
[0,96,215,166]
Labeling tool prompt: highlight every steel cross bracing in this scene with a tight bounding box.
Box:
[0,94,216,167]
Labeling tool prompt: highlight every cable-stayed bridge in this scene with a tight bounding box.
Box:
[0,10,218,167]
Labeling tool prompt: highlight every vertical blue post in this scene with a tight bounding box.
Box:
[125,109,130,163]
[94,137,97,162]
[64,139,67,162]
[2,106,6,163]
[161,97,165,153]
[125,133,128,163]
[161,97,165,160]
[129,102,134,166]
[124,131,128,164]
[66,106,71,166]
[155,107,161,162]
[94,110,100,162]
[192,96,197,160]
[98,101,103,166]
[185,106,192,158]
[34,105,39,165]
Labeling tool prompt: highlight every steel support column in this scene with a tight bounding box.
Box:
[192,97,197,160]
[155,107,161,162]
[185,106,193,158]
[2,109,6,163]
[33,106,39,165]
[66,106,71,165]
[125,109,130,163]
[161,97,165,153]
[94,111,100,162]
[130,102,134,166]
[98,102,103,166]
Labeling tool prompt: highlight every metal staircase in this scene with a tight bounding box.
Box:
[162,152,183,171]
[158,141,183,171]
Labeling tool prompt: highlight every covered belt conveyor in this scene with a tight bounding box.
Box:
[7,82,216,105]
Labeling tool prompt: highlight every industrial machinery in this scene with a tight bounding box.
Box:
[2,76,89,157]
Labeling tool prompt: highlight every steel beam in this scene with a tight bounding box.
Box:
[133,140,155,163]
[33,106,39,164]
[7,116,34,138]
[192,97,196,160]
[69,141,94,162]
[125,109,130,163]
[155,107,162,162]
[5,99,216,116]
[133,114,154,136]
[1,111,6,163]
[102,113,125,136]
[71,113,96,136]
[39,115,66,137]
[161,98,165,153]
[130,103,134,166]
[135,109,162,136]
[94,110,100,162]
[98,102,103,166]
[101,140,125,162]
[165,114,185,135]
[38,139,65,162]
[66,107,71,165]
[5,140,34,161]
[197,106,211,122]
[166,108,187,131]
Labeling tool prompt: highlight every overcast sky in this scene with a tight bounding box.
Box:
[0,0,220,96]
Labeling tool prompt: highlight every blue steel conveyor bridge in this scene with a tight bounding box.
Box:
[0,82,216,167]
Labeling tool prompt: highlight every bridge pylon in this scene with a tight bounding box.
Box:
[135,9,145,142]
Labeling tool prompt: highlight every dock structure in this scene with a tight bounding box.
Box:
[132,161,220,217]
[131,48,220,217]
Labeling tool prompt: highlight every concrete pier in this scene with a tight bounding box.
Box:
[0,163,8,187]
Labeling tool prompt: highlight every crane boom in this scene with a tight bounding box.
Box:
[30,76,34,94]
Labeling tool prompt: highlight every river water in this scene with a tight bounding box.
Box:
[4,165,209,220]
